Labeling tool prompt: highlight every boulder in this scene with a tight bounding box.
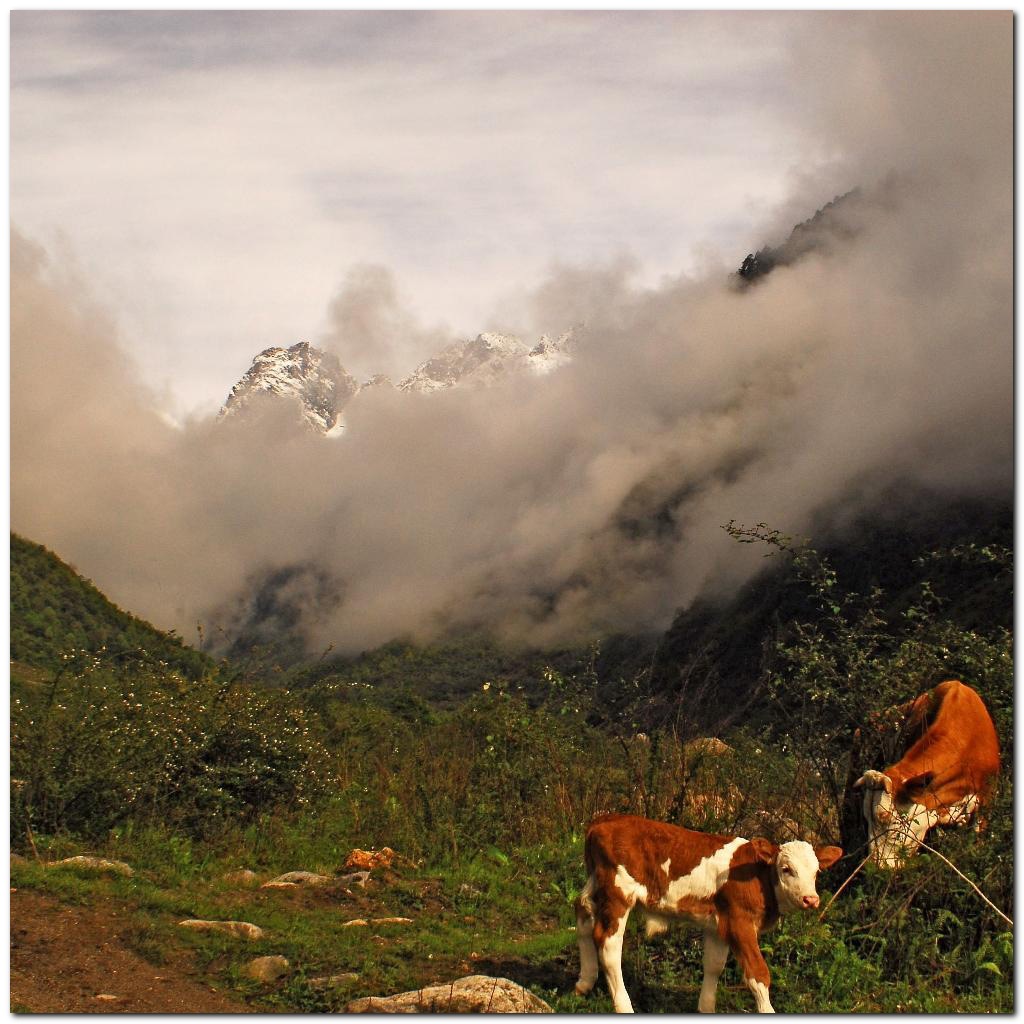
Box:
[243,955,290,983]
[338,870,371,889]
[263,871,332,887]
[178,919,264,940]
[53,856,133,877]
[345,976,551,1013]
[308,972,360,990]
[344,847,395,871]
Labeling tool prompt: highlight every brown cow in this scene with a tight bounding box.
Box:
[574,814,842,1013]
[853,680,1000,868]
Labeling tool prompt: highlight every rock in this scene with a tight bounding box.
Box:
[243,955,290,983]
[94,994,118,1001]
[344,847,395,871]
[342,917,412,928]
[338,870,371,889]
[345,975,552,1013]
[178,919,264,940]
[53,856,133,877]
[261,881,300,891]
[308,973,360,990]
[220,341,359,435]
[223,869,259,886]
[263,871,332,887]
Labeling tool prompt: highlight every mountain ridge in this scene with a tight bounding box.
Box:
[219,328,578,434]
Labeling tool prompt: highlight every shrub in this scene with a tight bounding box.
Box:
[11,650,332,842]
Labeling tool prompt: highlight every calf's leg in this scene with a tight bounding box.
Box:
[698,927,729,1013]
[595,900,634,1013]
[727,921,774,1013]
[574,880,599,996]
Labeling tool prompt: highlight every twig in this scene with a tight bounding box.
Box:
[914,837,1013,927]
[818,850,872,921]
[819,825,1013,929]
[25,823,42,864]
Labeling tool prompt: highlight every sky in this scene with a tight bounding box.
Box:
[10,11,1013,656]
[12,11,822,415]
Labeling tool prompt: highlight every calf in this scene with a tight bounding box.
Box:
[853,680,1000,868]
[575,814,842,1013]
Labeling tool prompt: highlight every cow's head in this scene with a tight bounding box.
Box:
[749,838,843,913]
[854,769,939,867]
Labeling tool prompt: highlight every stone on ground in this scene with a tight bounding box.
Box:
[263,871,332,887]
[308,973,360,990]
[178,919,264,940]
[341,917,412,928]
[243,955,290,983]
[343,847,395,871]
[344,975,552,1013]
[53,856,134,877]
[337,870,371,888]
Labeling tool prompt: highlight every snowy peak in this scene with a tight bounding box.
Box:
[398,327,578,394]
[528,328,577,375]
[220,341,359,433]
[220,327,579,435]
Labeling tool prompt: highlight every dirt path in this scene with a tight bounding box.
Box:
[10,891,256,1014]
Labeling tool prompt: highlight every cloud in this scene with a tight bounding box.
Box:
[10,12,1011,656]
[11,11,798,415]
[319,264,453,382]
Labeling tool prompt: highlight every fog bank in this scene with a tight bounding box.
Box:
[11,12,1011,654]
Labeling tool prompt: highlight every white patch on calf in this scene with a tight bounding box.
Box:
[614,864,648,907]
[598,911,634,1013]
[660,837,746,912]
[661,859,671,876]
[746,978,775,1013]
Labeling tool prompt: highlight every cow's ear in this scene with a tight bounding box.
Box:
[902,771,935,800]
[854,770,892,794]
[749,837,777,864]
[814,845,843,871]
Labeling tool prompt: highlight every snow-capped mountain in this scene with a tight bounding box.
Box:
[220,341,359,433]
[219,329,578,434]
[397,328,577,394]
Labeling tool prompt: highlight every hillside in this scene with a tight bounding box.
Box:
[642,493,1013,733]
[10,533,211,679]
[8,511,1013,1015]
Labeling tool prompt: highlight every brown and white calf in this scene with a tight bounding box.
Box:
[853,680,1000,868]
[574,814,842,1013]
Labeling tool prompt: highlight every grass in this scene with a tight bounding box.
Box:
[12,817,1013,1014]
[11,838,587,1012]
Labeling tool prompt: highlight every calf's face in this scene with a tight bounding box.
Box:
[751,838,843,912]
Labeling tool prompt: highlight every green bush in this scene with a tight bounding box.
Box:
[11,651,331,842]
